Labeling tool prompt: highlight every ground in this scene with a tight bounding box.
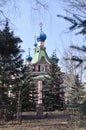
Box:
[0,111,86,130]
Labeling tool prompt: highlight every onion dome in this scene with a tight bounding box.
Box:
[54,57,59,62]
[26,55,32,61]
[37,32,47,42]
[26,48,32,62]
[52,56,59,62]
[34,42,38,47]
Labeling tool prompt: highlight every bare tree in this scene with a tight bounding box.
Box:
[61,47,85,102]
[62,47,84,76]
[0,0,50,27]
[60,0,86,15]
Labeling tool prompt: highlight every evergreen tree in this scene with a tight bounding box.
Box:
[69,75,85,105]
[21,66,37,111]
[57,14,86,68]
[0,20,24,120]
[43,55,64,111]
[80,98,86,115]
[58,14,86,35]
[67,75,85,124]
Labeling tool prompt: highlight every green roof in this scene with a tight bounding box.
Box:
[31,46,50,64]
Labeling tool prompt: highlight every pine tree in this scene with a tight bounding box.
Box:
[0,20,24,121]
[43,55,64,111]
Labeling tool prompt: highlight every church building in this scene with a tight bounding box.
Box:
[26,25,59,117]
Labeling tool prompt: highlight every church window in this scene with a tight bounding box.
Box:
[40,65,45,72]
[38,65,40,71]
[45,65,47,71]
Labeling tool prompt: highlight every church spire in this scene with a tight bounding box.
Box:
[28,48,30,56]
[34,35,38,47]
[37,23,47,46]
[26,48,32,64]
[40,22,43,32]
[52,50,59,63]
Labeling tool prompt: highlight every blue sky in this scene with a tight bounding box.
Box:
[4,0,85,63]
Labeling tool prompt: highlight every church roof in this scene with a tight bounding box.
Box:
[31,46,50,65]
